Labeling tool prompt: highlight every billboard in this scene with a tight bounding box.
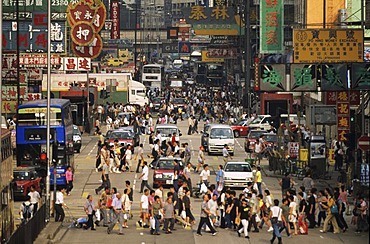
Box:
[293,29,364,63]
[184,7,244,35]
[260,0,284,54]
[111,1,120,39]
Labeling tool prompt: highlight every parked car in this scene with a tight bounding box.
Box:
[223,161,253,188]
[105,128,138,146]
[248,115,274,131]
[72,125,82,153]
[151,157,184,188]
[230,119,253,138]
[12,167,43,200]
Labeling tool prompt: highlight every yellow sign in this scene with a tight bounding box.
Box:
[18,108,61,114]
[201,51,224,63]
[293,29,364,63]
[299,149,308,162]
[328,149,335,166]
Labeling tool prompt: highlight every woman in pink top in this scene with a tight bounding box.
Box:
[66,166,73,196]
[338,185,348,206]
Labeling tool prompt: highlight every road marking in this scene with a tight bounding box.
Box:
[235,138,248,157]
[85,156,91,160]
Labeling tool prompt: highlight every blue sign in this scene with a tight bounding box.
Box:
[178,42,192,53]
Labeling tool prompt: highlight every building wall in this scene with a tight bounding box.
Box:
[306,0,345,28]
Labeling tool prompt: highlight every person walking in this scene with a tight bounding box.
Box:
[279,172,293,197]
[269,199,284,244]
[216,164,225,190]
[254,140,264,165]
[150,195,163,235]
[183,162,193,196]
[182,188,195,226]
[84,195,97,230]
[196,194,217,236]
[98,187,110,227]
[95,159,111,195]
[173,160,180,191]
[139,161,153,193]
[55,187,68,222]
[163,197,175,234]
[66,166,73,195]
[107,193,124,235]
[237,199,251,239]
[320,191,340,234]
[20,196,34,224]
[135,144,144,173]
[28,185,41,215]
[196,146,205,172]
[222,144,232,163]
[200,164,211,187]
[255,166,263,196]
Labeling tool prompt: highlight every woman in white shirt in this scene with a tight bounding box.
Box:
[269,199,284,244]
[199,164,210,187]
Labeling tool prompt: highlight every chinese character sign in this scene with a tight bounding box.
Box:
[260,0,284,54]
[351,63,370,90]
[336,91,350,142]
[290,64,317,91]
[259,64,286,91]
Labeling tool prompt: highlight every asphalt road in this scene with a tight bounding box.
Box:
[31,120,369,244]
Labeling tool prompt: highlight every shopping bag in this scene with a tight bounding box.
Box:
[123,213,128,220]
[200,183,207,194]
[181,210,186,219]
[217,182,223,192]
[235,216,241,225]
[205,217,214,232]
[95,209,101,221]
[255,214,261,223]
[298,215,308,235]
[150,217,156,229]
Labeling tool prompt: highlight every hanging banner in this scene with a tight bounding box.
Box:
[259,0,284,54]
[320,64,348,91]
[336,91,350,142]
[111,1,120,39]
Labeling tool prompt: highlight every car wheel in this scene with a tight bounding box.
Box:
[234,130,240,138]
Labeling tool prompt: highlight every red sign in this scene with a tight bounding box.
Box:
[93,3,107,32]
[72,34,103,59]
[71,22,95,46]
[111,1,120,39]
[67,0,97,26]
[326,91,361,105]
[358,136,370,151]
[79,82,87,88]
[336,91,350,141]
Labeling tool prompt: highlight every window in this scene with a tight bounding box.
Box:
[131,90,136,95]
[210,128,233,139]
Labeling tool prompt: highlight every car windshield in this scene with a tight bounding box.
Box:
[107,131,133,139]
[225,163,252,172]
[250,116,264,124]
[174,98,185,104]
[236,120,247,126]
[73,126,81,135]
[14,171,33,180]
[264,134,277,142]
[248,131,267,139]
[157,160,183,170]
[210,128,233,139]
[157,128,178,137]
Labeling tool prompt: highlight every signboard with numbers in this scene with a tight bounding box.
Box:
[293,29,364,63]
[336,91,350,142]
[260,0,284,54]
[2,0,73,20]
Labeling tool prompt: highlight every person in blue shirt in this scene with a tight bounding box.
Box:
[216,165,225,191]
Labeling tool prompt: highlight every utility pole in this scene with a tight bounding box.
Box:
[244,0,251,116]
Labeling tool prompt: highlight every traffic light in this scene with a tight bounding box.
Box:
[100,89,106,99]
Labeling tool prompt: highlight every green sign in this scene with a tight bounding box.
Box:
[259,64,286,91]
[259,0,284,54]
[351,63,370,90]
[3,0,73,20]
[290,64,317,91]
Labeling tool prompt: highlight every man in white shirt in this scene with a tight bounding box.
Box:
[200,164,211,186]
[139,189,150,228]
[28,185,41,214]
[139,161,153,193]
[222,144,232,163]
[55,188,68,222]
[125,144,133,172]
[208,194,219,225]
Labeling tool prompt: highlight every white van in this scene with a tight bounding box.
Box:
[203,124,235,155]
[155,124,182,143]
[129,80,149,107]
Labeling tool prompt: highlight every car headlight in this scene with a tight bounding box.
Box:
[246,177,252,181]
[224,177,232,180]
[76,140,81,144]
[155,174,163,179]
[209,143,215,146]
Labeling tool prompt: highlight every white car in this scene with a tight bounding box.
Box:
[223,162,253,188]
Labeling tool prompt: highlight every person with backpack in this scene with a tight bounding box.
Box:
[320,191,340,234]
[20,195,34,224]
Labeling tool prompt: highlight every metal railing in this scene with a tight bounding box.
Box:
[6,204,47,244]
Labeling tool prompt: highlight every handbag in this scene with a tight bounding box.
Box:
[331,204,339,214]
[181,210,186,219]
[271,209,281,225]
[217,182,223,192]
[235,216,241,225]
